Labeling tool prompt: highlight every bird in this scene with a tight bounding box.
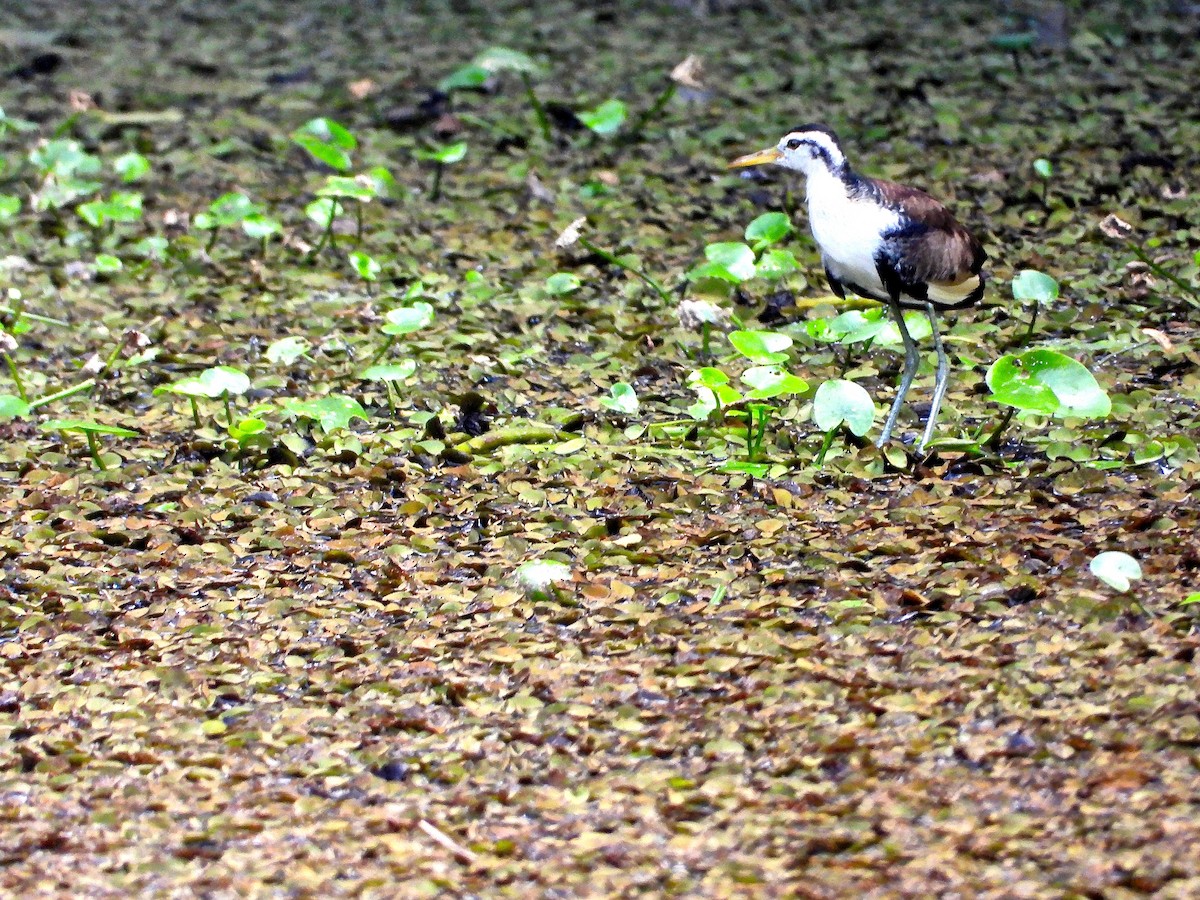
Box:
[727,124,987,451]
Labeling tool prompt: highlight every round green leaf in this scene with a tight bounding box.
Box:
[1011,270,1059,304]
[599,382,639,414]
[0,194,21,224]
[579,99,627,136]
[305,197,342,227]
[1032,158,1053,180]
[1089,551,1142,592]
[265,336,310,365]
[113,152,151,182]
[728,329,792,363]
[361,361,417,382]
[381,302,435,336]
[986,350,1111,418]
[439,64,491,92]
[282,395,368,433]
[744,212,793,246]
[702,243,756,282]
[741,365,808,400]
[0,394,31,420]
[473,47,542,75]
[812,379,876,436]
[348,251,381,281]
[754,248,800,280]
[687,367,731,389]
[414,142,467,165]
[545,272,582,295]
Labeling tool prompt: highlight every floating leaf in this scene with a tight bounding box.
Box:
[281,395,368,433]
[381,302,434,336]
[265,336,311,365]
[1089,551,1142,592]
[729,330,792,364]
[744,212,793,247]
[812,379,876,436]
[599,382,639,414]
[987,350,1111,418]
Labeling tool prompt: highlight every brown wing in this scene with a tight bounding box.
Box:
[871,179,986,286]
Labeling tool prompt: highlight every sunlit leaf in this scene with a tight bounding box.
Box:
[599,382,639,414]
[812,379,876,436]
[744,212,793,246]
[382,302,435,336]
[729,329,792,363]
[1089,550,1142,592]
[265,336,311,365]
[1011,270,1059,304]
[281,395,368,433]
[987,349,1111,418]
[580,99,627,136]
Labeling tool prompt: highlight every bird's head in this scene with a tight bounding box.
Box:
[727,124,846,177]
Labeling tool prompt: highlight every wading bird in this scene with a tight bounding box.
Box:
[728,125,987,451]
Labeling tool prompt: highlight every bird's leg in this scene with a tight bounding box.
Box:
[877,302,920,448]
[919,303,949,452]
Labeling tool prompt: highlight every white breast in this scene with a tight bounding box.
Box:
[805,170,899,300]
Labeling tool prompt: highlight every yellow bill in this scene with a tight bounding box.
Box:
[727,147,781,169]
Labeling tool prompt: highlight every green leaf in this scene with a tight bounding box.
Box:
[687,367,731,389]
[986,349,1111,418]
[200,192,258,228]
[812,379,876,436]
[381,302,435,336]
[744,212,793,247]
[241,214,282,240]
[729,329,792,364]
[1033,158,1053,180]
[0,194,21,224]
[686,386,718,420]
[473,47,542,75]
[158,365,251,399]
[281,395,368,433]
[77,192,143,228]
[0,394,31,420]
[360,361,417,382]
[1089,551,1142,592]
[990,31,1037,50]
[580,99,627,136]
[513,559,570,600]
[414,142,467,165]
[545,272,582,295]
[348,250,381,281]
[228,417,267,441]
[439,64,491,92]
[94,254,122,273]
[265,336,311,365]
[304,198,342,227]
[40,419,138,437]
[292,118,356,171]
[741,366,808,400]
[317,175,378,202]
[874,311,933,346]
[1011,270,1059,304]
[700,242,756,282]
[112,152,151,182]
[754,248,799,280]
[1182,593,1200,606]
[599,382,639,414]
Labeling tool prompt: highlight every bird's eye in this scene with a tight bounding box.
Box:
[785,138,802,151]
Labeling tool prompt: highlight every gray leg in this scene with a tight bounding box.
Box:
[876,302,920,448]
[918,303,949,452]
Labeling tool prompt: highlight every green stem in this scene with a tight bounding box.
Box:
[700,322,711,360]
[2,352,27,402]
[308,208,338,260]
[355,203,364,244]
[223,395,234,427]
[367,336,395,368]
[0,307,68,328]
[27,378,97,410]
[86,431,107,470]
[188,397,201,427]
[205,227,219,254]
[521,72,552,142]
[578,237,671,304]
[631,81,676,136]
[430,164,444,202]
[815,428,837,466]
[1020,301,1040,346]
[984,406,1017,450]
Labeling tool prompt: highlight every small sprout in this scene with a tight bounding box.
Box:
[292,117,356,172]
[348,250,381,283]
[812,379,876,464]
[414,142,467,202]
[513,559,571,601]
[265,336,311,365]
[228,416,269,450]
[156,365,251,426]
[441,47,549,141]
[599,382,639,415]
[545,272,582,295]
[112,152,151,182]
[1011,269,1059,343]
[361,360,417,414]
[40,418,138,470]
[579,99,627,136]
[304,197,343,256]
[1089,551,1142,592]
[741,366,807,400]
[1033,157,1053,204]
[94,254,122,274]
[280,395,368,433]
